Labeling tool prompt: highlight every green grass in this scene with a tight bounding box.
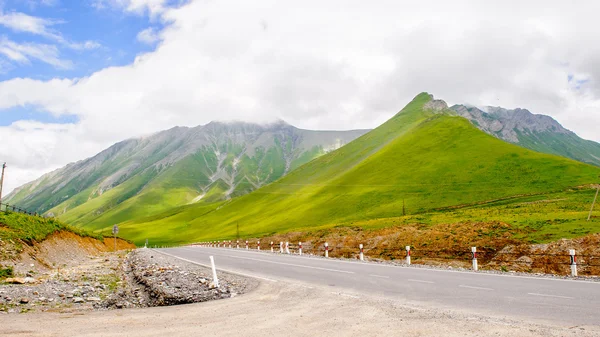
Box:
[110,93,600,245]
[0,266,13,279]
[0,211,100,242]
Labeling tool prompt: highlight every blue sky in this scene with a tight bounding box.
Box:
[0,0,161,125]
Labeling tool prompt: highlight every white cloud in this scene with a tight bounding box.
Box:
[92,0,172,18]
[2,0,600,193]
[136,27,160,44]
[0,10,100,51]
[0,36,72,69]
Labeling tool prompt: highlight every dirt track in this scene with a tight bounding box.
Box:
[2,278,598,337]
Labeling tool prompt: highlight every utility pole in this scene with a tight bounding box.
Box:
[0,162,6,207]
[588,182,599,221]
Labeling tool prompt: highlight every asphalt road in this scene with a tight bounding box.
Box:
[158,246,600,326]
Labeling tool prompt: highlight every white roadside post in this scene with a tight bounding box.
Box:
[246,240,249,250]
[236,240,239,249]
[569,249,578,277]
[359,244,364,261]
[325,242,329,258]
[218,241,221,248]
[299,242,303,256]
[285,241,290,254]
[406,246,411,265]
[471,247,478,271]
[229,240,232,249]
[257,241,261,251]
[279,242,284,253]
[270,241,274,253]
[209,256,219,288]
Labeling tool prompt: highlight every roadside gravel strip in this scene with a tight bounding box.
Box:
[118,248,257,307]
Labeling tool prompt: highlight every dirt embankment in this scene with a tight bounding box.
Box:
[1,231,135,275]
[243,222,600,276]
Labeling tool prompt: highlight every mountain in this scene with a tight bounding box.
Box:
[450,105,600,167]
[5,121,368,227]
[118,93,600,245]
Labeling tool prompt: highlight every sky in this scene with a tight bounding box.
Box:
[0,0,600,195]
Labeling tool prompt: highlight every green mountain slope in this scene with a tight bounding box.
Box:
[117,93,600,245]
[5,122,368,229]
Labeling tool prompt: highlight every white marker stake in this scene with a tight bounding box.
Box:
[246,240,249,250]
[280,242,284,253]
[285,241,290,254]
[209,256,219,288]
[325,242,329,258]
[299,242,303,256]
[229,241,232,249]
[236,240,239,249]
[359,244,364,261]
[271,241,274,253]
[471,247,478,271]
[406,246,411,265]
[257,241,261,251]
[569,249,577,277]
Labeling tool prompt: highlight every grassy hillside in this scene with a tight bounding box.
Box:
[100,93,600,245]
[0,211,98,242]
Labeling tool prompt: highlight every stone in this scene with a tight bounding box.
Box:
[87,297,101,302]
[19,298,30,304]
[73,297,84,303]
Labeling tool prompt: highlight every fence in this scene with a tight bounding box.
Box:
[191,240,600,277]
[0,202,39,217]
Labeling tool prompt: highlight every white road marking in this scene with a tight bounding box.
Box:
[459,285,494,291]
[152,249,279,282]
[527,293,574,299]
[219,254,355,274]
[407,279,434,284]
[369,274,390,279]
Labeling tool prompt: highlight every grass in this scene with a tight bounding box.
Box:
[0,266,13,279]
[0,211,100,243]
[107,93,600,245]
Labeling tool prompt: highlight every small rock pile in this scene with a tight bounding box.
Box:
[103,249,255,308]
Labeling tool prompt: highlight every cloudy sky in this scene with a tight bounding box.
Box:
[0,0,599,194]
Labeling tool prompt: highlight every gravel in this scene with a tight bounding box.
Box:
[0,248,257,314]
[103,249,257,309]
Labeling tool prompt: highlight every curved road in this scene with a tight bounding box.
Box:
[158,246,600,326]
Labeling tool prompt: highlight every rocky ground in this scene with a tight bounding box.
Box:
[0,248,256,314]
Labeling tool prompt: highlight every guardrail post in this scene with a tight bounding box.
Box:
[325,242,329,258]
[569,249,577,277]
[471,247,478,271]
[236,240,239,249]
[285,241,290,254]
[257,240,260,251]
[359,244,364,261]
[271,241,274,253]
[246,240,249,250]
[406,246,411,265]
[299,242,303,256]
[279,242,283,253]
[210,256,219,288]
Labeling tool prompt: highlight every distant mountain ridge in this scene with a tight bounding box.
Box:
[450,105,600,167]
[5,121,368,228]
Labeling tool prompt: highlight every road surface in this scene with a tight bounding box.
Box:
[159,246,600,326]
